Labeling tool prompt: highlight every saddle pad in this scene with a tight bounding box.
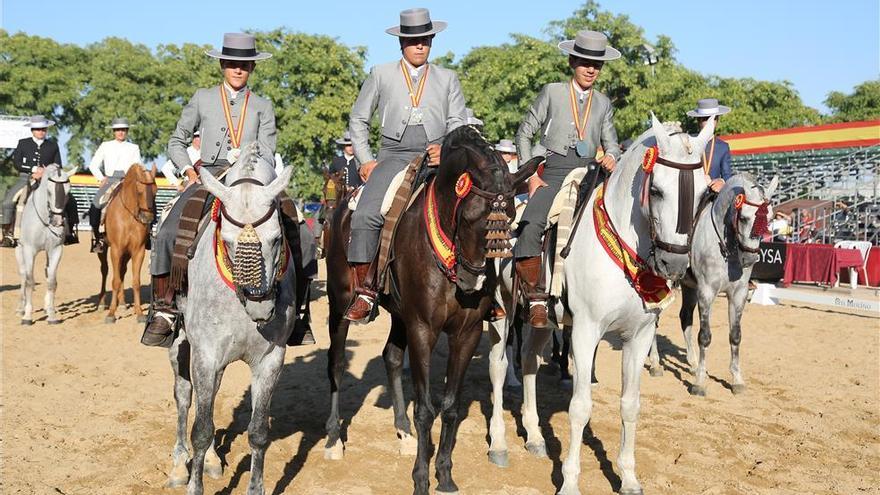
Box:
[347,168,408,217]
[98,181,123,207]
[546,167,587,228]
[508,196,529,231]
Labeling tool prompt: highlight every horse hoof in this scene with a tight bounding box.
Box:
[731,384,747,395]
[48,319,62,325]
[398,433,417,456]
[488,449,509,467]
[436,481,459,495]
[324,440,344,460]
[619,488,644,495]
[104,316,116,324]
[525,442,547,458]
[165,473,189,488]
[649,367,664,377]
[689,385,707,397]
[136,315,148,324]
[20,319,32,326]
[204,462,223,480]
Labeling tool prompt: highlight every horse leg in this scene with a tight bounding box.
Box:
[384,314,416,456]
[521,323,552,458]
[560,326,574,386]
[728,284,749,394]
[691,287,715,397]
[434,322,483,494]
[679,284,699,371]
[167,335,192,487]
[558,317,599,495]
[44,246,63,324]
[408,324,439,495]
[17,246,35,324]
[246,346,286,495]
[131,246,147,323]
[487,316,510,467]
[647,318,663,377]
[97,249,109,310]
[616,323,655,495]
[324,308,350,460]
[187,351,224,495]
[106,246,122,323]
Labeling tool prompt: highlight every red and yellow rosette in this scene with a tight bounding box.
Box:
[455,172,473,198]
[642,146,659,174]
[733,193,745,210]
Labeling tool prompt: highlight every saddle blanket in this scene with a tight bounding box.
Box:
[347,168,408,217]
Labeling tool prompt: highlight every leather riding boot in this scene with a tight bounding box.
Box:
[141,274,177,348]
[345,262,377,323]
[484,300,507,322]
[516,256,548,328]
[0,224,15,248]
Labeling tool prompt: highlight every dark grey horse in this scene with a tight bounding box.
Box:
[163,145,296,495]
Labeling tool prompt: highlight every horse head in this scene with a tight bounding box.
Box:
[123,164,158,224]
[433,125,538,293]
[718,173,778,267]
[201,144,292,324]
[639,113,715,280]
[41,163,72,228]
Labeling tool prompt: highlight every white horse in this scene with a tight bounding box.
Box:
[648,173,777,396]
[15,163,75,325]
[559,115,715,495]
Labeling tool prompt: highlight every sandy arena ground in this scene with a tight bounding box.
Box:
[1,241,878,494]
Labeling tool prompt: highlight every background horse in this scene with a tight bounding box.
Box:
[15,163,75,325]
[318,168,346,258]
[324,125,537,495]
[164,147,296,495]
[559,115,715,495]
[651,173,777,396]
[96,164,157,323]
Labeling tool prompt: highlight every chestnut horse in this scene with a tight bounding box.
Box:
[96,164,157,323]
[324,126,538,495]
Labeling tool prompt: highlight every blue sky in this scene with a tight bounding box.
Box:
[2,0,878,114]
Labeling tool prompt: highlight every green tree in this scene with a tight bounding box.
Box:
[825,80,880,122]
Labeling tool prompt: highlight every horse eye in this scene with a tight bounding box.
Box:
[650,187,663,198]
[739,216,750,223]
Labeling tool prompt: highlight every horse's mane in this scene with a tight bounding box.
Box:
[226,142,276,186]
[439,125,505,182]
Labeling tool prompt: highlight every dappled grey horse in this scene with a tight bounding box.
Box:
[649,173,777,396]
[15,163,75,325]
[559,115,714,495]
[163,145,296,495]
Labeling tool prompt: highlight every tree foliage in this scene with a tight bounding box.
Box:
[825,80,880,123]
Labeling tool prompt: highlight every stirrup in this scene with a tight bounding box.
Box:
[344,288,378,324]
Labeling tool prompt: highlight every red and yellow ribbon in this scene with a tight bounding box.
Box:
[701,137,716,175]
[568,80,594,140]
[219,85,251,149]
[400,60,429,108]
[593,184,672,309]
[424,181,456,274]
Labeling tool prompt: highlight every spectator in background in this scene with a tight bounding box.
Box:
[494,139,518,173]
[688,98,732,193]
[329,131,362,188]
[160,130,201,191]
[770,210,792,242]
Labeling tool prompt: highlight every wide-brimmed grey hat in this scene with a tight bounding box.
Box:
[206,33,272,61]
[386,8,447,37]
[25,115,55,128]
[108,118,132,130]
[335,130,352,146]
[558,30,621,61]
[687,98,731,118]
[466,108,483,127]
[494,139,517,154]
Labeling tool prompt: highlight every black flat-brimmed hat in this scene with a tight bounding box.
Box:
[206,33,272,61]
[25,115,55,128]
[108,117,132,129]
[335,130,352,146]
[386,8,447,37]
[687,98,731,118]
[558,30,621,61]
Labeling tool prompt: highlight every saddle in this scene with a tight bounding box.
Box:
[346,167,410,217]
[97,182,125,233]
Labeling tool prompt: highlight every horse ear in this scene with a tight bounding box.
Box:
[261,165,293,202]
[64,164,79,176]
[650,112,671,153]
[692,115,716,154]
[512,156,543,186]
[765,175,779,199]
[200,167,232,205]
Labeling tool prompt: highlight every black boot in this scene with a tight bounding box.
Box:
[0,224,15,248]
[141,274,177,348]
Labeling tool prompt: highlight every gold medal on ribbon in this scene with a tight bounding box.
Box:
[569,80,594,158]
[400,60,429,113]
[220,86,250,164]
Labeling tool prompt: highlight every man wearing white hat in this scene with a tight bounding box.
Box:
[344,7,467,322]
[688,98,732,192]
[514,30,621,328]
[143,32,315,348]
[329,131,362,188]
[160,131,201,189]
[86,117,142,252]
[2,115,73,246]
[494,138,518,173]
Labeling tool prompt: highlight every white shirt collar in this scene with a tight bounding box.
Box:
[343,152,354,161]
[223,81,247,99]
[402,58,426,78]
[571,79,591,100]
[32,137,45,146]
